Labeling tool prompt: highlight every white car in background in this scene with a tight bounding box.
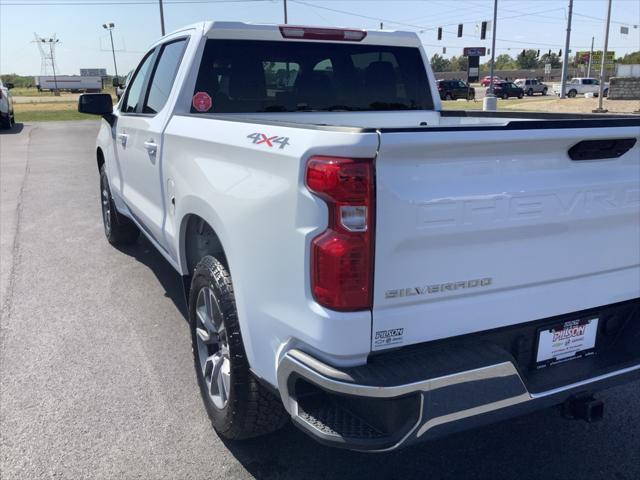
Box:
[553,77,609,98]
[0,79,16,129]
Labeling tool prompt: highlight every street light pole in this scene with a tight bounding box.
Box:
[559,0,573,99]
[159,0,166,35]
[283,0,288,24]
[594,0,612,113]
[587,36,594,77]
[483,0,498,111]
[103,23,119,83]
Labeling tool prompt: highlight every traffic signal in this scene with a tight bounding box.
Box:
[437,27,442,40]
[522,49,526,56]
[559,49,562,56]
[457,24,463,37]
[537,49,540,57]
[480,21,487,40]
[548,49,552,56]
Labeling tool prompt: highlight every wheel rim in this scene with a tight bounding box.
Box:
[195,286,231,410]
[101,179,112,236]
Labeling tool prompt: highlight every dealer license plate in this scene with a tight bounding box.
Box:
[535,317,599,368]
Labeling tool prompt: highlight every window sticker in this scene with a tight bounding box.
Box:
[192,92,212,112]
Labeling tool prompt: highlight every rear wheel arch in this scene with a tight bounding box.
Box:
[97,147,105,172]
[181,214,229,280]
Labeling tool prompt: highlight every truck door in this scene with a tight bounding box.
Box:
[115,38,188,248]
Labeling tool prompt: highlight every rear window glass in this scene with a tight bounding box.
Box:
[191,39,433,113]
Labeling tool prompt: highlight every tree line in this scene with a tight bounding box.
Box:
[430,49,640,72]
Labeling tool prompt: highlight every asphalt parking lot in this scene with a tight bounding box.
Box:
[1,121,639,480]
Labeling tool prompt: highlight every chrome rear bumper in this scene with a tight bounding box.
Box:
[277,347,640,451]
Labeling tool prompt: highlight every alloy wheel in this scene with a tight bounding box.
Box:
[195,286,231,410]
[101,181,112,236]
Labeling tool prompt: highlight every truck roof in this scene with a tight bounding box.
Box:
[161,21,422,47]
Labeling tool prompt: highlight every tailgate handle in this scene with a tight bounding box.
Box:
[568,138,636,161]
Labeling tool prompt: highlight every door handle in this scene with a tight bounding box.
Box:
[144,140,158,156]
[117,133,128,147]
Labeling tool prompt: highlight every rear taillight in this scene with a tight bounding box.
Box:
[306,156,374,311]
[279,26,367,42]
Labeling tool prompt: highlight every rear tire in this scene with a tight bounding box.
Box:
[0,114,12,130]
[568,89,577,98]
[502,93,509,100]
[445,93,453,101]
[542,88,548,96]
[518,92,524,99]
[190,256,288,440]
[527,89,533,96]
[99,165,139,245]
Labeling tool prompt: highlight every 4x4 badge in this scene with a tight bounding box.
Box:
[247,132,290,149]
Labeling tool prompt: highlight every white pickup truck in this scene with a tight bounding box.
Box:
[78,22,640,451]
[553,77,609,98]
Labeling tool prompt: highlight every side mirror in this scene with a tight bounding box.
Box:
[78,93,113,115]
[5,82,14,89]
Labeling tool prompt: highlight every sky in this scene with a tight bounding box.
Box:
[1,0,639,76]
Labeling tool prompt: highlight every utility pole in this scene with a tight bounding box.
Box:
[40,38,60,95]
[587,36,594,77]
[48,42,59,94]
[102,23,119,82]
[594,0,612,113]
[283,0,288,24]
[483,0,498,111]
[159,0,166,35]
[559,0,573,99]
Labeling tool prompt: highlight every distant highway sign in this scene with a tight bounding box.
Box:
[80,68,107,77]
[463,47,486,57]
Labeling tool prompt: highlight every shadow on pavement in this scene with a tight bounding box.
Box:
[115,234,188,321]
[0,123,25,135]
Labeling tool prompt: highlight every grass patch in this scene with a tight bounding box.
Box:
[441,98,539,111]
[11,87,111,97]
[14,99,108,122]
[15,102,96,122]
[15,110,97,122]
[10,87,56,97]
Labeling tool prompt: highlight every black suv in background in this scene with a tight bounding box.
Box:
[489,81,524,99]
[437,79,475,100]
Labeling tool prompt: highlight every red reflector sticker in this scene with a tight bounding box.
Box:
[192,92,212,112]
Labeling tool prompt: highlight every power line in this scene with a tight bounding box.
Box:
[0,0,266,4]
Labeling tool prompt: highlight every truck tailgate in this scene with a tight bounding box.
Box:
[372,124,640,351]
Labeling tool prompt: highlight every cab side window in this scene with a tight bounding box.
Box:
[144,39,188,114]
[122,51,155,113]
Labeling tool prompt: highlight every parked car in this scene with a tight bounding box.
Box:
[78,21,640,452]
[552,77,609,98]
[437,79,475,100]
[489,81,524,99]
[514,78,548,96]
[0,79,15,129]
[480,75,502,86]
